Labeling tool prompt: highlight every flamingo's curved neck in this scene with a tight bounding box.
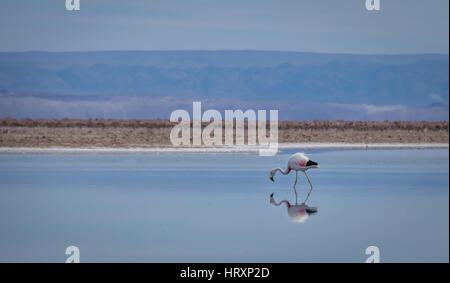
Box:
[270,198,291,208]
[275,167,291,175]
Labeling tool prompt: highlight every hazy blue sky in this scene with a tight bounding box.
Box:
[0,0,448,54]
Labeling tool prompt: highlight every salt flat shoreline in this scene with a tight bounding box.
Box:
[2,119,448,154]
[0,143,448,154]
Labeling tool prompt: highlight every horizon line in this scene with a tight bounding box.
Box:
[1,49,449,57]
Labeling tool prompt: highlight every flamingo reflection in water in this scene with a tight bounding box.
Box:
[270,193,318,223]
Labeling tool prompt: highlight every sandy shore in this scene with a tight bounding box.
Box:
[0,119,448,153]
[0,143,448,154]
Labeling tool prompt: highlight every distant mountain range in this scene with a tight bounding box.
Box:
[0,51,448,121]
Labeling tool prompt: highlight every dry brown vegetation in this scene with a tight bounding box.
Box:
[0,118,448,148]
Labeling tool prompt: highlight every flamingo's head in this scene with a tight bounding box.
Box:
[269,169,276,182]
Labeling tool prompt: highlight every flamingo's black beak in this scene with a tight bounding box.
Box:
[270,193,274,198]
[270,176,274,182]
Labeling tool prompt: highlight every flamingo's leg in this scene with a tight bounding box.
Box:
[293,171,299,204]
[303,171,314,203]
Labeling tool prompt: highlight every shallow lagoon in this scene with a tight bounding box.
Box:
[0,149,448,262]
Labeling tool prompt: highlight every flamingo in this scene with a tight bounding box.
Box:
[270,193,317,223]
[269,152,319,203]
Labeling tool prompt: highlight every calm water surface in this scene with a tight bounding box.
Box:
[0,149,448,262]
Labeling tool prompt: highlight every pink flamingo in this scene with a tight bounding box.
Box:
[269,153,319,203]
